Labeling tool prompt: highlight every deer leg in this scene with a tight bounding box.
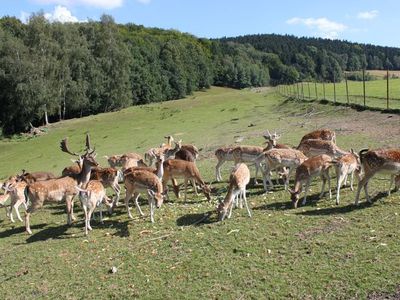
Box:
[336,172,346,205]
[355,171,375,205]
[149,197,155,223]
[302,179,311,206]
[98,198,104,224]
[183,179,188,203]
[215,159,225,182]
[243,188,252,218]
[319,175,326,199]
[14,200,24,222]
[65,196,74,225]
[388,175,395,196]
[350,172,355,191]
[82,203,89,236]
[133,192,144,217]
[254,162,260,185]
[9,200,15,223]
[284,167,292,191]
[171,178,180,198]
[87,204,96,231]
[124,190,134,219]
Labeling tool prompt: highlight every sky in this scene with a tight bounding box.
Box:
[0,0,399,47]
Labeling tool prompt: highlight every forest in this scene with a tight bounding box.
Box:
[1,14,400,134]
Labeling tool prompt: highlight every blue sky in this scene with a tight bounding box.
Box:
[0,0,399,47]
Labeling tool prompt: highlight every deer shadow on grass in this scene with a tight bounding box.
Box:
[25,223,73,243]
[0,223,47,239]
[176,211,215,227]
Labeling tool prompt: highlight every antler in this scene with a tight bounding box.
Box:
[263,129,272,140]
[85,133,96,155]
[60,138,79,156]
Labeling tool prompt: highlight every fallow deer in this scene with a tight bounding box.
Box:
[2,176,28,223]
[104,152,145,169]
[262,130,291,151]
[76,180,112,235]
[297,139,348,158]
[217,163,251,221]
[162,159,211,202]
[24,135,98,234]
[18,170,56,184]
[354,148,400,205]
[123,169,164,223]
[334,149,362,205]
[0,188,10,217]
[215,147,235,182]
[144,135,175,165]
[255,148,308,192]
[231,145,264,184]
[90,167,122,207]
[298,129,336,145]
[289,154,335,208]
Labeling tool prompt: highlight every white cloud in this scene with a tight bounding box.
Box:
[44,5,80,23]
[33,0,124,9]
[136,0,151,4]
[357,10,379,20]
[287,17,347,39]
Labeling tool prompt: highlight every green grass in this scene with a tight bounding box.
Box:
[0,87,399,299]
[285,78,400,110]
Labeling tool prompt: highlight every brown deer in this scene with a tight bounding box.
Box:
[289,154,335,208]
[215,146,235,182]
[76,180,112,235]
[90,167,122,207]
[2,176,28,223]
[162,159,211,202]
[255,148,308,192]
[298,129,336,145]
[354,148,400,205]
[24,134,98,234]
[334,149,362,205]
[297,139,348,158]
[123,169,164,223]
[262,130,291,151]
[18,170,56,184]
[217,163,251,221]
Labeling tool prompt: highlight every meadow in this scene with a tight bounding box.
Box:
[0,87,399,299]
[284,77,400,110]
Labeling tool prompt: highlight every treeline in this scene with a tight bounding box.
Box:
[221,34,400,83]
[1,15,400,135]
[0,15,271,134]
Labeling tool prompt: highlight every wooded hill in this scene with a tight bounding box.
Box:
[1,14,399,134]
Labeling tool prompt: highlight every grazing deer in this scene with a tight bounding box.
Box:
[297,139,348,158]
[298,129,336,145]
[217,163,251,221]
[334,149,362,205]
[354,148,400,205]
[162,159,211,202]
[104,153,145,168]
[76,180,112,236]
[289,154,335,208]
[255,148,308,192]
[24,135,98,234]
[123,169,164,223]
[2,176,28,223]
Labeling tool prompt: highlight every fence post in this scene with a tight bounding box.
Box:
[301,82,304,100]
[307,82,311,99]
[333,74,336,104]
[323,81,326,100]
[362,69,366,108]
[314,81,318,99]
[296,82,300,100]
[387,69,389,109]
[345,72,349,105]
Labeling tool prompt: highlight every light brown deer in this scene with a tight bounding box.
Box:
[162,159,211,202]
[298,129,336,145]
[18,170,56,184]
[76,180,112,235]
[297,139,348,158]
[90,167,122,207]
[2,176,28,223]
[334,149,362,205]
[124,169,164,223]
[217,163,251,221]
[0,188,10,218]
[289,154,335,208]
[262,129,291,151]
[255,148,308,192]
[355,148,400,205]
[104,152,145,169]
[215,147,235,182]
[24,135,98,234]
[231,145,264,184]
[144,135,175,166]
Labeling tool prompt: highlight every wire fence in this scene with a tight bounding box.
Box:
[277,70,400,111]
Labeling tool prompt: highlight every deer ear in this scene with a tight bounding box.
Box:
[147,189,155,197]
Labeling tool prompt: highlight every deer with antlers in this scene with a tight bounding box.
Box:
[24,134,98,234]
[354,148,400,205]
[217,163,251,221]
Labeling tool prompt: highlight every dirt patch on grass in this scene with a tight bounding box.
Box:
[295,217,349,240]
[367,286,400,299]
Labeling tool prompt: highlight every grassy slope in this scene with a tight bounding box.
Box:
[0,87,399,299]
[287,79,400,110]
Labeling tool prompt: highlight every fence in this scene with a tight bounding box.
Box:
[277,70,400,111]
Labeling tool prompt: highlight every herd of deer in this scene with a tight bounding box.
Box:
[0,129,399,235]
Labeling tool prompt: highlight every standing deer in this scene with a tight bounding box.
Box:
[24,134,98,234]
[289,154,335,208]
[217,163,251,221]
[334,149,362,205]
[297,139,348,158]
[76,180,112,235]
[2,176,28,223]
[298,129,336,145]
[162,159,211,203]
[124,169,164,223]
[354,148,400,205]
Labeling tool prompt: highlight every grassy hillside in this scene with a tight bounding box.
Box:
[0,87,399,299]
